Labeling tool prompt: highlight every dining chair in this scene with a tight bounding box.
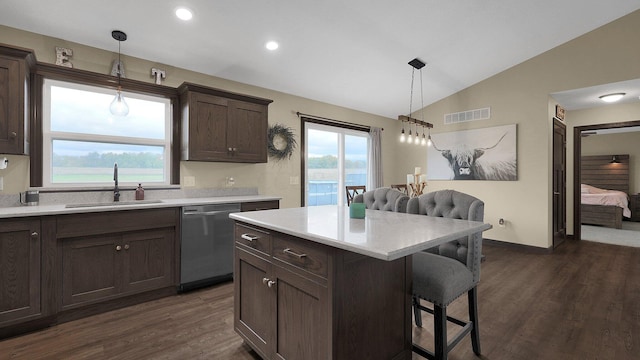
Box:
[390,184,409,195]
[352,187,409,212]
[345,185,366,205]
[406,189,484,360]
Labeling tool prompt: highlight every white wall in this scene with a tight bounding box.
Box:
[395,10,640,248]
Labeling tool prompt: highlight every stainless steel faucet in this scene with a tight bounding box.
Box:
[113,162,120,202]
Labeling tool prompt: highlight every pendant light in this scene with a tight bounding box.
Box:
[110,30,129,117]
[398,58,433,144]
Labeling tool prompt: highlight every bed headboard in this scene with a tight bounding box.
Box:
[580,154,629,194]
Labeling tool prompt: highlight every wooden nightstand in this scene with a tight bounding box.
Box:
[630,194,640,222]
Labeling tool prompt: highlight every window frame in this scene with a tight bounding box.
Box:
[30,63,180,187]
[42,79,172,188]
[300,116,370,206]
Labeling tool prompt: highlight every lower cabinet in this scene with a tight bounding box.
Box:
[234,223,331,360]
[0,218,42,327]
[56,208,178,311]
[60,228,174,309]
[234,222,412,360]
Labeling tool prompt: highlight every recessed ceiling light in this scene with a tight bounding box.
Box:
[176,7,193,21]
[599,93,625,103]
[265,41,279,51]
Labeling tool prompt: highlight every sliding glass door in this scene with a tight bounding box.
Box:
[304,122,368,206]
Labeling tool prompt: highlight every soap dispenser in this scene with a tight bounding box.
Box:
[135,183,145,200]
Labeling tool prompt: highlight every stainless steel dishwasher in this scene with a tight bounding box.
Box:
[180,203,240,292]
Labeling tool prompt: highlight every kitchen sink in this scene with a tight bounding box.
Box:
[65,199,163,208]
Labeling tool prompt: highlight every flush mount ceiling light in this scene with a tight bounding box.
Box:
[175,7,193,21]
[398,58,433,145]
[265,41,279,51]
[109,30,129,117]
[599,93,625,103]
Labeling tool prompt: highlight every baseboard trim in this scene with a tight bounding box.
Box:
[483,238,553,253]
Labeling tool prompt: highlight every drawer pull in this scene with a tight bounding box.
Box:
[241,234,258,242]
[262,277,276,287]
[283,248,307,259]
[116,245,122,251]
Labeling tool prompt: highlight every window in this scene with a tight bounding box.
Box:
[42,79,171,187]
[303,120,369,206]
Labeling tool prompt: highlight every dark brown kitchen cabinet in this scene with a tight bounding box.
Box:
[56,208,178,311]
[178,82,272,163]
[0,44,35,155]
[0,218,42,327]
[234,223,328,360]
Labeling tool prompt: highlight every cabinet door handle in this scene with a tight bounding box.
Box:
[31,231,39,238]
[241,234,258,242]
[124,244,130,250]
[283,248,307,259]
[228,147,233,152]
[10,131,17,138]
[116,245,122,251]
[262,277,269,285]
[267,280,276,288]
[232,147,237,152]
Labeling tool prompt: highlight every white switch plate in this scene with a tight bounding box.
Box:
[289,176,299,185]
[183,176,195,187]
[0,176,3,191]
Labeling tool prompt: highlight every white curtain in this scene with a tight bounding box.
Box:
[368,127,383,189]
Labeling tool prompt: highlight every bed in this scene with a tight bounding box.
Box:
[580,154,631,229]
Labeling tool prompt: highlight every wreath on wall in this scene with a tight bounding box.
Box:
[267,124,297,161]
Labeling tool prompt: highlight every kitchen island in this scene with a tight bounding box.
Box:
[230,205,492,360]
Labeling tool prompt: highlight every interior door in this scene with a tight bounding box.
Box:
[553,118,567,248]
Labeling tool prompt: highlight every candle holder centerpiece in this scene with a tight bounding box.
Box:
[408,167,427,197]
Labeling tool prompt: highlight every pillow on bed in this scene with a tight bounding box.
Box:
[581,184,610,194]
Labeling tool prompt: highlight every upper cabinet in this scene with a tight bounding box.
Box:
[178,83,273,163]
[0,44,35,155]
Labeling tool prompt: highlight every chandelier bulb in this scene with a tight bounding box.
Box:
[110,87,129,116]
[400,128,406,142]
[427,135,432,147]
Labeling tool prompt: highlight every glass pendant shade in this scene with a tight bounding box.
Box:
[110,87,129,116]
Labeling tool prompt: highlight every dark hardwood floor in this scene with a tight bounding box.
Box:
[1,239,639,359]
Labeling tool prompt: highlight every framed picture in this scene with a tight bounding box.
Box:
[427,124,517,181]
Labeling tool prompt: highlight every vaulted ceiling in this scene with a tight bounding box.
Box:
[1,0,639,118]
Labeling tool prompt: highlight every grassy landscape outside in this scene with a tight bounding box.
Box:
[52,167,164,183]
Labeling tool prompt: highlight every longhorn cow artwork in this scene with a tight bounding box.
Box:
[427,124,517,181]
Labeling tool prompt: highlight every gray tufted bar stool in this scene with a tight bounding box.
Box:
[406,189,485,360]
[352,187,409,212]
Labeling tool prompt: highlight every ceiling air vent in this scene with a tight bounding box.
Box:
[444,107,490,124]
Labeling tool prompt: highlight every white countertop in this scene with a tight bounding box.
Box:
[230,205,492,261]
[0,195,280,219]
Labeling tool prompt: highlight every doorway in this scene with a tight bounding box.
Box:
[573,120,640,242]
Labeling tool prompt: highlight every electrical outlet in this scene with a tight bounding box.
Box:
[226,177,235,187]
